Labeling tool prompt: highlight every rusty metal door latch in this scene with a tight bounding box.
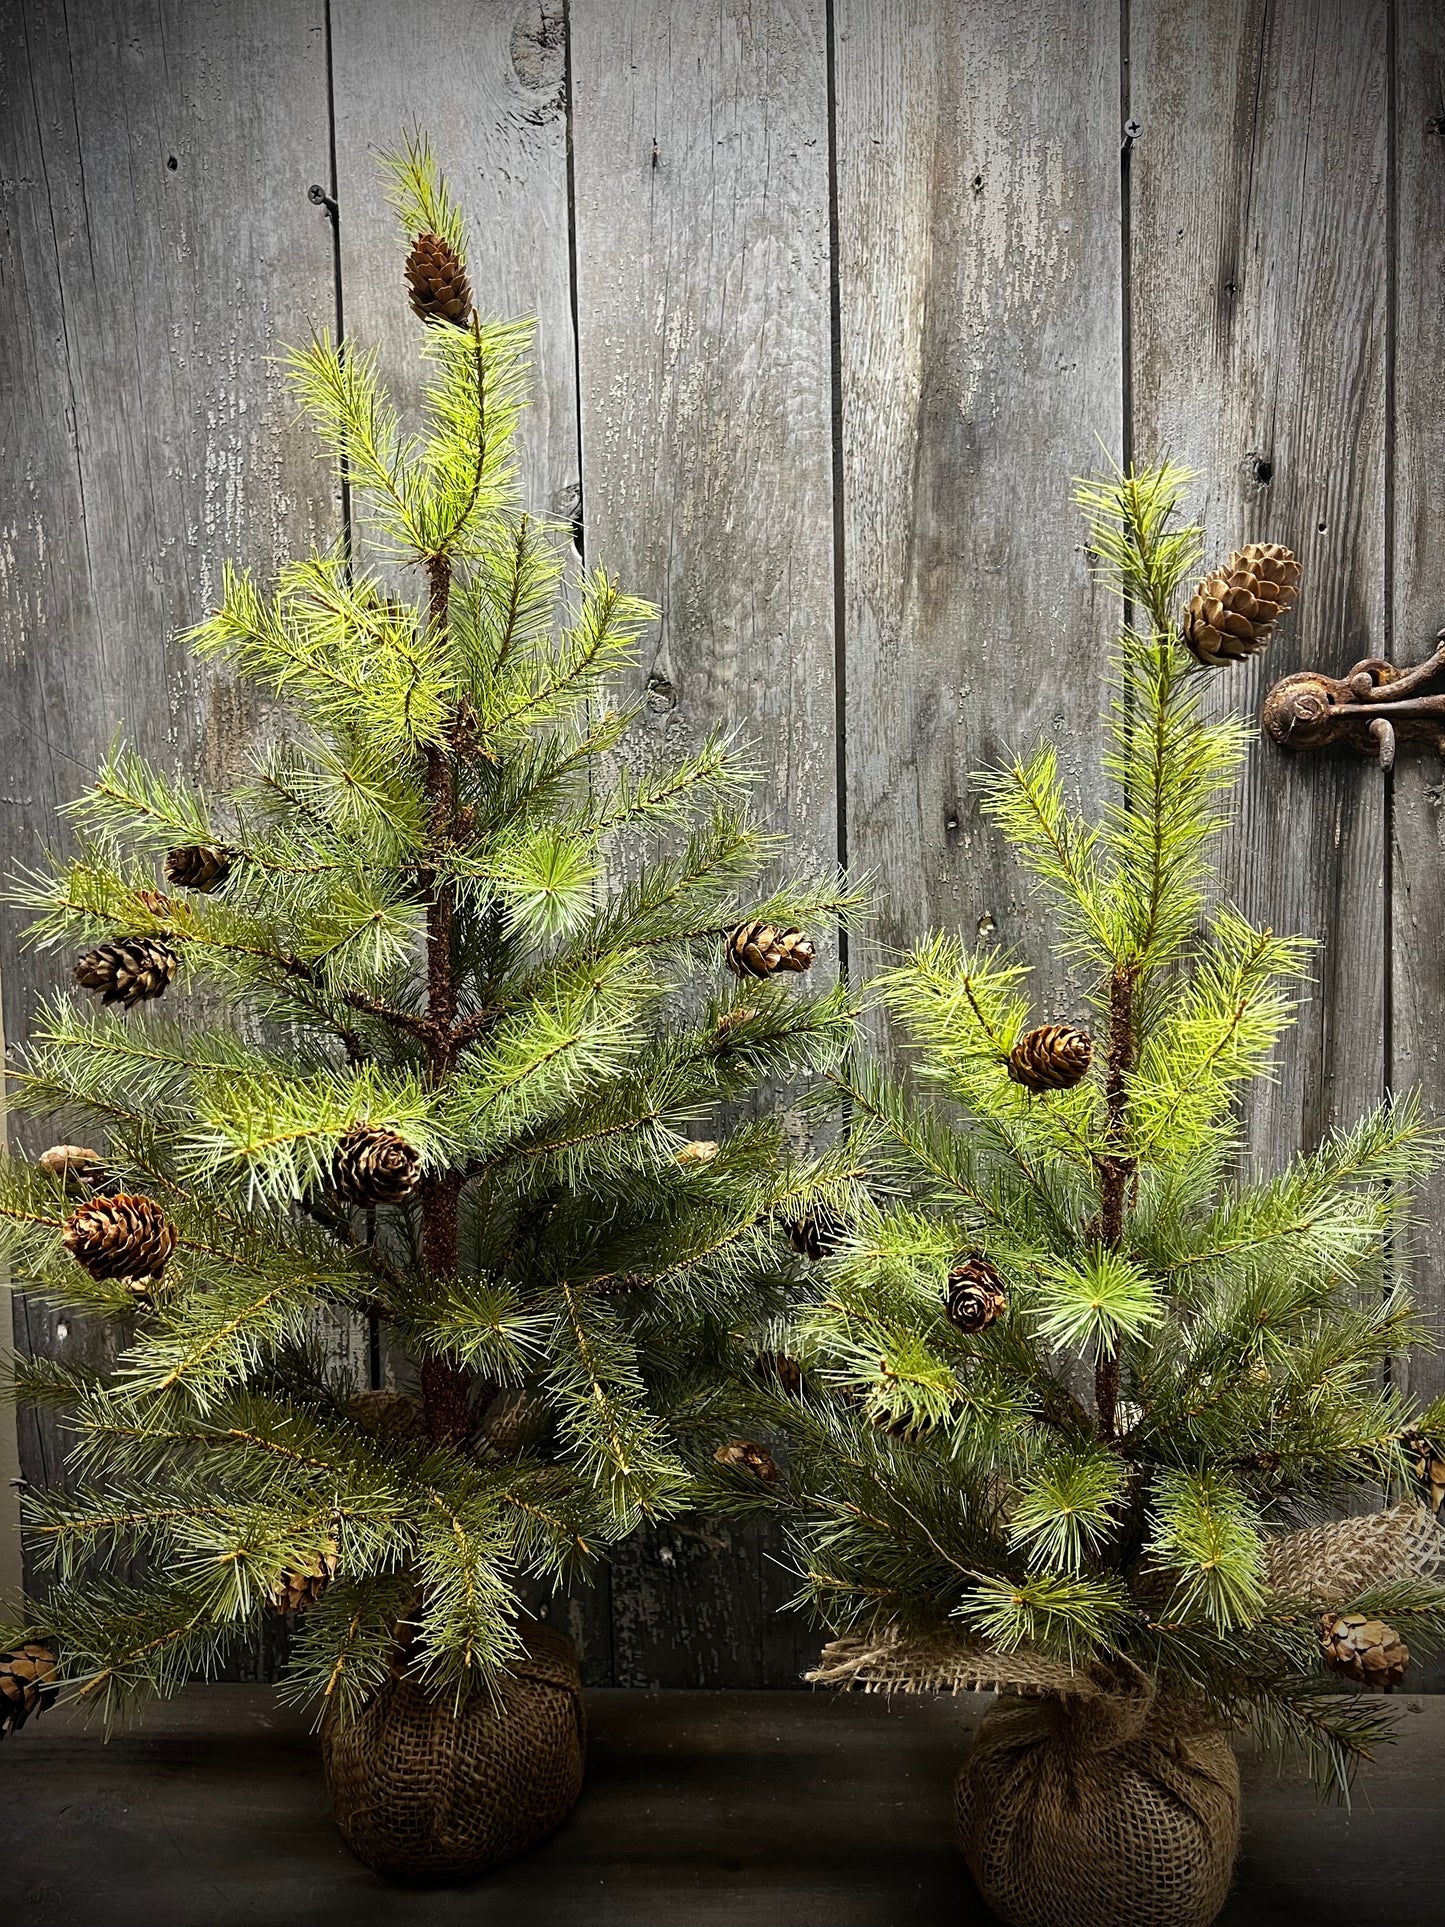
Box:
[1262,633,1445,772]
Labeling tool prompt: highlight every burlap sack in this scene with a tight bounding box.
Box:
[953,1667,1239,1927]
[321,1621,585,1880]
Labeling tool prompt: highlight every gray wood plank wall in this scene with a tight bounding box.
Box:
[2,0,1440,1686]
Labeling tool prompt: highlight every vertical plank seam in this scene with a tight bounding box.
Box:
[825,0,849,945]
[320,0,353,564]
[1119,0,1134,469]
[1384,0,1400,1393]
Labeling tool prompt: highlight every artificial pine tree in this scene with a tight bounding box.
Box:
[0,136,858,1737]
[694,462,1445,1805]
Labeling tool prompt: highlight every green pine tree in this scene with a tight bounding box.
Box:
[689,462,1445,1793]
[0,137,860,1724]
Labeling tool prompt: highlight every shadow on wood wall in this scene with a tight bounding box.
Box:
[3,0,1442,1685]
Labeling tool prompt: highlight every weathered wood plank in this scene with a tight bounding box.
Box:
[0,0,337,1615]
[1129,0,1388,1170]
[834,0,1124,1017]
[569,0,836,1685]
[1388,5,1445,1410]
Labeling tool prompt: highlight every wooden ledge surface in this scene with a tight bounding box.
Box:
[3,1687,1440,1925]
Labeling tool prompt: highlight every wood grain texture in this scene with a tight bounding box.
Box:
[1388,4,1445,1408]
[568,0,836,1685]
[834,0,1124,1003]
[1129,0,1389,1169]
[0,0,337,1596]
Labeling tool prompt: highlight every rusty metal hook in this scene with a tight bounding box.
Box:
[1262,631,1445,770]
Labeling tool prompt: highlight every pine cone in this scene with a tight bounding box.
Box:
[1319,1612,1409,1691]
[1183,543,1301,669]
[944,1255,1008,1334]
[0,1643,58,1737]
[63,1193,177,1284]
[74,936,179,1010]
[714,1438,779,1484]
[713,1006,759,1038]
[330,1124,422,1206]
[786,1206,844,1262]
[1403,1432,1445,1516]
[726,920,816,979]
[404,231,473,327]
[674,1139,720,1168]
[1007,1023,1093,1093]
[270,1530,339,1615]
[163,845,231,893]
[37,1144,105,1190]
[752,1351,805,1398]
[345,1389,426,1443]
[476,1386,554,1457]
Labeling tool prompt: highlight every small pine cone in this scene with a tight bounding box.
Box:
[63,1193,177,1284]
[1319,1612,1409,1691]
[1402,1432,1445,1515]
[345,1388,426,1443]
[726,920,816,979]
[37,1144,105,1191]
[329,1124,422,1207]
[404,230,473,327]
[0,1643,59,1737]
[74,936,179,1010]
[476,1386,554,1457]
[675,1139,720,1168]
[713,1006,759,1039]
[1007,1023,1094,1093]
[752,1351,805,1398]
[270,1530,340,1615]
[1183,542,1301,669]
[944,1255,1008,1334]
[714,1438,779,1484]
[163,845,231,893]
[786,1207,844,1262]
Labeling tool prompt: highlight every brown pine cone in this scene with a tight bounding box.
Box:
[1319,1612,1409,1691]
[270,1529,339,1615]
[713,1006,759,1038]
[404,231,473,327]
[37,1144,105,1190]
[74,936,179,1010]
[1007,1023,1093,1093]
[163,845,232,892]
[1402,1432,1445,1515]
[475,1386,554,1457]
[1183,542,1301,669]
[330,1124,422,1206]
[345,1388,426,1443]
[0,1643,58,1737]
[726,920,816,979]
[944,1255,1008,1334]
[752,1352,805,1398]
[63,1193,177,1284]
[786,1206,844,1262]
[714,1438,779,1484]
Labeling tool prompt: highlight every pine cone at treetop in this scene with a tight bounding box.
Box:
[1007,1023,1094,1093]
[1183,543,1301,669]
[1403,1432,1445,1515]
[1319,1613,1409,1691]
[0,1643,58,1737]
[786,1206,845,1262]
[714,1438,779,1484]
[63,1193,177,1284]
[404,231,473,327]
[944,1255,1008,1334]
[329,1124,422,1206]
[37,1144,105,1190]
[270,1530,339,1615]
[726,920,816,979]
[74,936,179,1010]
[163,845,231,893]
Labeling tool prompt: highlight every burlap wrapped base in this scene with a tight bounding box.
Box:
[321,1622,585,1880]
[954,1671,1239,1927]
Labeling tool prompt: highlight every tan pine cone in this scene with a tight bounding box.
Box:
[714,1438,779,1484]
[944,1255,1008,1334]
[1007,1023,1093,1093]
[345,1388,426,1443]
[270,1528,340,1615]
[163,845,232,892]
[37,1144,106,1190]
[1183,542,1301,669]
[74,936,179,1010]
[404,231,473,327]
[752,1351,805,1398]
[330,1124,422,1206]
[726,920,816,979]
[1402,1432,1445,1515]
[63,1193,177,1284]
[0,1642,58,1737]
[1319,1612,1409,1691]
[786,1206,844,1262]
[674,1139,720,1167]
[475,1386,554,1457]
[713,1006,759,1038]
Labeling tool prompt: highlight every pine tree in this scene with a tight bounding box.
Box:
[0,136,859,1724]
[688,462,1445,1793]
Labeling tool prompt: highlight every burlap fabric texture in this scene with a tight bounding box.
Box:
[321,1621,585,1880]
